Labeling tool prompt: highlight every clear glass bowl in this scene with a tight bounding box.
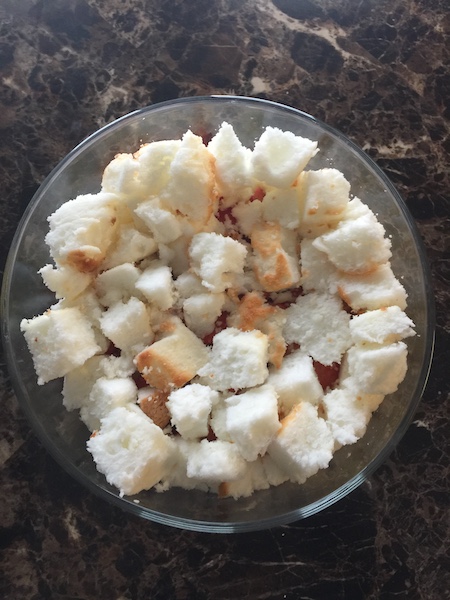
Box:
[1,96,435,533]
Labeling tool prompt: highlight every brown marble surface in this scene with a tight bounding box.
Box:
[1,1,449,598]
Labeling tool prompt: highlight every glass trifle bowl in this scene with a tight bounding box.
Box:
[1,96,434,532]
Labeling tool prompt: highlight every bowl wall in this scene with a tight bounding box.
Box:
[1,96,434,532]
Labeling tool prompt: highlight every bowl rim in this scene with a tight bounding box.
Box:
[1,95,436,533]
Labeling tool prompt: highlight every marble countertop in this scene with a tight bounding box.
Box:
[1,0,449,598]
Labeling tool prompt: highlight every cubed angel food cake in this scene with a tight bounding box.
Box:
[21,122,416,499]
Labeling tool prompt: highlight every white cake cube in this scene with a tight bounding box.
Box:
[323,387,374,448]
[250,222,300,292]
[251,126,318,188]
[67,286,104,318]
[101,152,143,203]
[62,355,104,411]
[45,192,119,273]
[57,293,109,354]
[342,341,408,395]
[312,211,392,275]
[219,458,271,499]
[167,383,219,440]
[207,121,254,205]
[161,234,192,278]
[189,232,248,292]
[21,307,101,385]
[337,263,408,311]
[134,139,181,200]
[197,327,269,391]
[339,196,373,221]
[227,290,286,368]
[262,186,302,230]
[340,377,385,414]
[184,439,247,482]
[102,224,157,270]
[174,272,208,299]
[86,405,176,496]
[135,263,175,310]
[156,437,211,493]
[80,376,138,432]
[267,350,323,414]
[182,292,226,337]
[299,169,350,237]
[267,402,334,484]
[261,454,290,487]
[225,384,280,461]
[209,399,233,442]
[95,263,141,307]
[135,318,210,390]
[299,238,339,294]
[135,197,182,244]
[231,200,263,236]
[99,352,136,379]
[350,306,416,345]
[39,264,92,300]
[99,297,153,351]
[162,131,216,223]
[283,292,352,365]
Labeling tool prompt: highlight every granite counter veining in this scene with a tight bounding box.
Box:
[1,1,449,598]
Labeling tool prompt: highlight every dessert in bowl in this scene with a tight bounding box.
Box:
[1,96,434,532]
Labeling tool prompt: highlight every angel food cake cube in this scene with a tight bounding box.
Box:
[261,187,302,230]
[101,152,142,200]
[266,350,323,415]
[299,168,350,237]
[251,222,300,292]
[102,224,157,271]
[225,385,280,461]
[322,387,377,449]
[349,306,415,345]
[133,139,182,202]
[337,263,407,311]
[62,355,104,411]
[299,238,339,294]
[45,192,119,273]
[101,140,182,209]
[197,327,269,391]
[87,405,176,496]
[312,210,392,275]
[219,458,270,499]
[268,402,334,484]
[20,307,101,385]
[182,292,226,338]
[283,292,352,365]
[39,264,92,301]
[99,297,153,351]
[167,384,219,440]
[207,121,253,205]
[134,197,182,244]
[189,232,247,292]
[174,272,209,298]
[228,291,286,368]
[135,263,176,310]
[250,126,318,188]
[135,319,209,390]
[162,131,217,223]
[184,439,247,482]
[343,342,408,396]
[80,376,138,432]
[95,263,141,307]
